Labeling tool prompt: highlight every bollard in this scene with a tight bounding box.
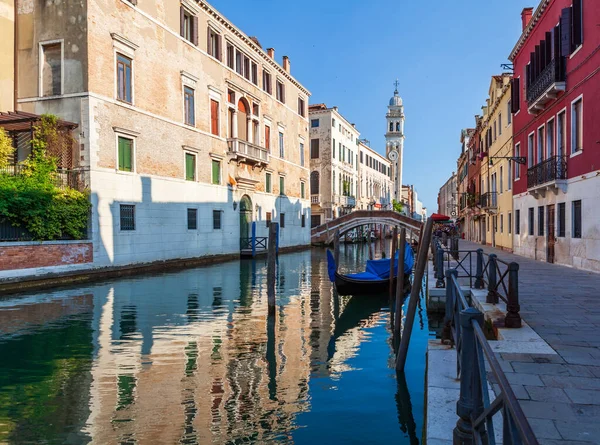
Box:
[435,246,445,288]
[504,262,522,328]
[453,307,485,445]
[474,249,484,289]
[486,254,499,304]
[441,269,458,343]
[267,222,278,317]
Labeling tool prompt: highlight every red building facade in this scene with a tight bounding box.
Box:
[510,0,600,270]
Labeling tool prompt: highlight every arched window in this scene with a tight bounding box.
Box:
[389,122,393,132]
[310,171,320,194]
[396,122,400,132]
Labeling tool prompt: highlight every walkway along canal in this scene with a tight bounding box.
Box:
[0,242,431,444]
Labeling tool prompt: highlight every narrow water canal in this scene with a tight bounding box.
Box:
[0,244,431,444]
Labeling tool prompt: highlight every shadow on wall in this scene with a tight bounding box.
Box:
[92,175,310,266]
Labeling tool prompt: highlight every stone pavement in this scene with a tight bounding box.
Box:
[459,240,600,444]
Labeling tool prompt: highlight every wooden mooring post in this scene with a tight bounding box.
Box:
[396,217,434,371]
[394,227,406,350]
[388,227,398,318]
[267,222,278,317]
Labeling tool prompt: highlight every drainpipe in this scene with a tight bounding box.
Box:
[13,0,18,111]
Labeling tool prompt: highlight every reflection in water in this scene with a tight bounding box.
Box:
[0,242,429,444]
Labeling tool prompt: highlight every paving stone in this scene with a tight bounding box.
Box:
[505,372,545,386]
[541,375,600,390]
[525,386,571,403]
[512,362,570,376]
[554,420,600,442]
[527,418,562,440]
[565,365,596,378]
[500,353,533,362]
[564,388,600,405]
[493,383,529,400]
[519,400,578,421]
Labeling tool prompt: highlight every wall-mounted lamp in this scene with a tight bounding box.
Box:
[255,203,259,212]
[488,156,526,167]
[233,201,238,211]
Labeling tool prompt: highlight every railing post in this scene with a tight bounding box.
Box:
[505,262,522,328]
[474,249,484,289]
[441,269,457,343]
[486,254,499,304]
[453,307,485,445]
[442,232,448,247]
[435,245,445,288]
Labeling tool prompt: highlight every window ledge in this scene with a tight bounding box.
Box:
[209,152,224,161]
[116,170,136,176]
[570,150,583,159]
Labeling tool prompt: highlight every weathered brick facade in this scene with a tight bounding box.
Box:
[0,242,93,271]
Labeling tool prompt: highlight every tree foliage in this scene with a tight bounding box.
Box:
[392,199,404,213]
[0,128,13,169]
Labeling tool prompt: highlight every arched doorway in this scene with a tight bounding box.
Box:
[239,194,252,239]
[237,99,249,141]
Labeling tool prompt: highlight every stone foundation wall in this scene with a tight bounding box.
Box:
[0,241,93,271]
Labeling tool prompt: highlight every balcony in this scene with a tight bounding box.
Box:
[480,192,497,210]
[527,59,566,114]
[311,194,320,204]
[527,156,568,197]
[227,138,269,167]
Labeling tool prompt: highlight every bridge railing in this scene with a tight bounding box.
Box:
[444,270,538,444]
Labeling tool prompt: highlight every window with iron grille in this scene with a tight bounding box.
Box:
[558,203,566,237]
[120,204,135,231]
[528,208,534,236]
[572,200,581,238]
[301,214,306,228]
[280,213,285,228]
[538,206,544,236]
[187,208,197,230]
[515,210,520,235]
[213,210,222,230]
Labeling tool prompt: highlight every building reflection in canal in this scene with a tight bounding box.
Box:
[0,245,425,444]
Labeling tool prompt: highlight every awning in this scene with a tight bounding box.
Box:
[431,213,451,222]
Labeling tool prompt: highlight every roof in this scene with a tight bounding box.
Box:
[308,103,327,111]
[0,111,78,133]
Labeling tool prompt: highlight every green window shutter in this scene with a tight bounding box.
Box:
[301,182,305,198]
[279,176,284,195]
[118,137,125,170]
[266,173,271,192]
[212,160,220,184]
[185,153,195,180]
[118,137,132,172]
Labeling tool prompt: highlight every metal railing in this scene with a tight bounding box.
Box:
[227,138,269,163]
[444,270,538,444]
[0,164,89,192]
[480,192,497,209]
[240,237,267,250]
[526,155,567,189]
[526,58,566,105]
[432,237,521,328]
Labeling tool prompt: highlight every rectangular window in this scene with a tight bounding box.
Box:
[208,28,221,60]
[251,62,258,85]
[558,203,566,237]
[311,119,319,128]
[515,143,521,179]
[118,136,133,172]
[508,212,512,234]
[235,50,243,76]
[120,204,135,231]
[116,54,132,103]
[572,200,581,238]
[499,113,502,135]
[280,213,285,228]
[301,182,305,199]
[184,86,195,126]
[493,121,497,140]
[507,101,512,124]
[527,134,534,168]
[538,206,544,236]
[226,43,234,69]
[266,212,271,228]
[180,8,196,44]
[339,143,342,161]
[299,142,305,167]
[515,209,520,235]
[211,160,220,185]
[185,152,196,181]
[279,132,284,158]
[547,118,555,158]
[213,210,222,230]
[279,176,285,195]
[500,166,503,193]
[298,98,306,117]
[557,111,566,156]
[528,207,534,236]
[187,208,197,230]
[41,42,62,96]
[571,98,583,154]
[244,57,250,81]
[310,139,319,159]
[263,71,272,94]
[276,80,285,103]
[210,99,219,136]
[265,125,271,151]
[266,172,272,193]
[500,214,504,233]
[537,126,545,163]
[301,214,306,228]
[508,159,512,190]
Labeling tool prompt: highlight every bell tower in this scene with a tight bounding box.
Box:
[385,80,405,202]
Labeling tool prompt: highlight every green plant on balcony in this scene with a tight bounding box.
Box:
[392,199,404,213]
[0,114,91,240]
[465,192,478,208]
[342,180,350,196]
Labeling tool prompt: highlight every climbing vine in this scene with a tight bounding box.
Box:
[0,128,13,169]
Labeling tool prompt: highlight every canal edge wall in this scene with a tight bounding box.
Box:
[0,244,311,295]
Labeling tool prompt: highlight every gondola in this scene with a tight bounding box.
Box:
[326,246,415,296]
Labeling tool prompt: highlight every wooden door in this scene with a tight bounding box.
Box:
[547,205,555,263]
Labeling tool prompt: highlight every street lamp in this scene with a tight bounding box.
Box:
[489,156,526,166]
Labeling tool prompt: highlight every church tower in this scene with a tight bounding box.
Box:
[385,80,405,203]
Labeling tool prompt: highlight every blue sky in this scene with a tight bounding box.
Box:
[212,0,534,212]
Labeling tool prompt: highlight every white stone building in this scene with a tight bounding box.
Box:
[308,104,359,226]
[437,173,458,219]
[10,0,311,269]
[357,141,393,210]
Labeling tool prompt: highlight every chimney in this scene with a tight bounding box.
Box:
[267,48,275,58]
[521,7,533,31]
[283,56,290,73]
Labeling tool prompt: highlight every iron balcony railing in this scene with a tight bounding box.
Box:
[227,138,269,164]
[526,58,566,105]
[527,155,567,189]
[0,164,90,192]
[479,192,497,209]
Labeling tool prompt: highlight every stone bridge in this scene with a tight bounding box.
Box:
[311,210,423,245]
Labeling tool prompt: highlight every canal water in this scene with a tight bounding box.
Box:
[0,244,432,444]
